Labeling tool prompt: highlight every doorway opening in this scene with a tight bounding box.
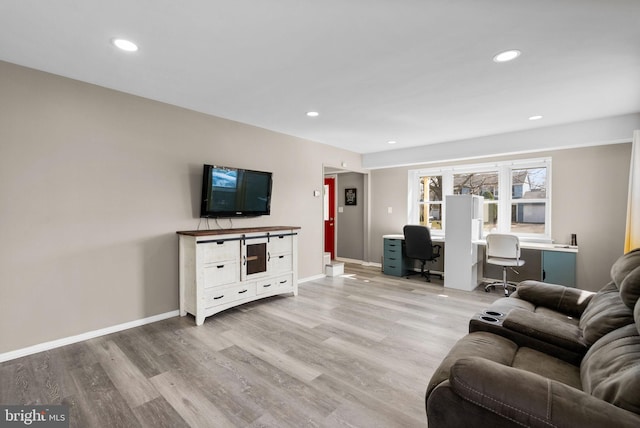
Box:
[322,166,370,267]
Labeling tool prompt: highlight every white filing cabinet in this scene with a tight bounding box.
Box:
[444,195,483,291]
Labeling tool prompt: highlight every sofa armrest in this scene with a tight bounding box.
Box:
[447,357,640,428]
[516,280,595,318]
[502,308,586,353]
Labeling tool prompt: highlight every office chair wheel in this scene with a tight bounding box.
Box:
[484,284,495,292]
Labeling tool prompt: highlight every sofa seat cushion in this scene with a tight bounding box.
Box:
[579,282,635,346]
[427,331,583,397]
[581,323,640,414]
[512,347,582,389]
[502,308,586,353]
[533,306,580,325]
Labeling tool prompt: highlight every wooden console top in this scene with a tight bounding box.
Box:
[176,226,301,237]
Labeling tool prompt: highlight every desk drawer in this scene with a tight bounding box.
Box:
[384,239,402,251]
[383,238,406,277]
[384,259,405,276]
[384,241,403,260]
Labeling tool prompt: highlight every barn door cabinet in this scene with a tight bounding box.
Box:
[177,226,300,325]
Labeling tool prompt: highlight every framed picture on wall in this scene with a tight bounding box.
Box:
[345,188,357,206]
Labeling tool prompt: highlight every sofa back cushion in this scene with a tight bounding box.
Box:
[579,282,634,346]
[613,248,640,308]
[580,300,640,414]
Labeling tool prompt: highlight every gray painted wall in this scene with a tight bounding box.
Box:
[0,61,362,354]
[369,144,632,292]
[0,58,635,357]
[336,172,365,260]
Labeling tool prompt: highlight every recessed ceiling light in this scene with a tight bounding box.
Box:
[112,38,138,52]
[493,50,521,63]
[528,115,543,121]
[306,111,319,117]
[387,140,397,145]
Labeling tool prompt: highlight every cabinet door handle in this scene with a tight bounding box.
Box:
[267,252,271,262]
[217,265,225,269]
[279,280,287,284]
[213,295,224,300]
[278,255,284,259]
[238,289,248,294]
[263,284,272,288]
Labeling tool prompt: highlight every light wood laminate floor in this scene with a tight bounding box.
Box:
[0,264,500,427]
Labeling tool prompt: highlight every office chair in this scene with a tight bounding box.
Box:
[484,233,525,296]
[403,225,442,282]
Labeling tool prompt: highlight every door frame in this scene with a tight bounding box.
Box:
[322,165,370,268]
[324,175,337,260]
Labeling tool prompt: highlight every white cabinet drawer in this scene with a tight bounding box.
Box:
[256,274,293,295]
[269,253,292,273]
[269,234,292,253]
[200,240,240,263]
[256,278,277,295]
[203,261,239,288]
[275,274,293,290]
[204,283,256,308]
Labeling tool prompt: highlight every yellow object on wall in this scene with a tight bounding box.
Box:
[625,130,640,253]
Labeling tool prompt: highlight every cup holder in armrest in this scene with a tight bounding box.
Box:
[469,310,507,332]
[483,310,505,318]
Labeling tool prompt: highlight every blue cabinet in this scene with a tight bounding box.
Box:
[383,238,407,277]
[542,251,576,287]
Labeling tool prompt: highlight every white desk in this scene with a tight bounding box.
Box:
[473,239,578,254]
[382,234,578,289]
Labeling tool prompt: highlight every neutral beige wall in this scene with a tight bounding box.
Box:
[336,172,365,260]
[370,144,632,291]
[0,61,362,354]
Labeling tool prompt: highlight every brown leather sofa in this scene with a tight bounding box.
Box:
[426,249,640,427]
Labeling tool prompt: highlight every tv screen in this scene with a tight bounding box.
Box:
[200,164,273,218]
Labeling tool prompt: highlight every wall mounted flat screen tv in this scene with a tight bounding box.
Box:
[200,164,273,218]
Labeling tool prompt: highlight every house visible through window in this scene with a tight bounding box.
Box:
[408,158,551,240]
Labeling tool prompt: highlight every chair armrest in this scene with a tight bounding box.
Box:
[432,244,442,257]
[516,280,595,318]
[448,357,640,428]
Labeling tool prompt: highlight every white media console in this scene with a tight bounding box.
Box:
[177,226,300,325]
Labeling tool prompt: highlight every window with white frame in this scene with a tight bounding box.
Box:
[408,158,551,240]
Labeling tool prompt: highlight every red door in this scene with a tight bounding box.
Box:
[324,177,336,260]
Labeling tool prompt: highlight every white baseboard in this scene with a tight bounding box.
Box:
[299,273,326,283]
[335,257,361,264]
[0,310,179,363]
[335,257,380,268]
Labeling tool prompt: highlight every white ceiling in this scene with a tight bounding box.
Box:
[1,0,639,154]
